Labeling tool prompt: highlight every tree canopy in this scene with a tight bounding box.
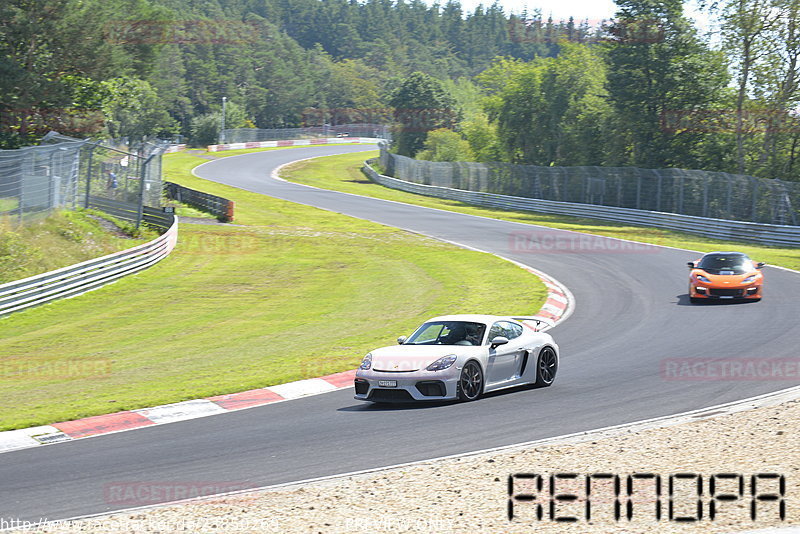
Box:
[2,0,800,182]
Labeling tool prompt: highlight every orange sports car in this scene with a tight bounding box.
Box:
[688,252,765,303]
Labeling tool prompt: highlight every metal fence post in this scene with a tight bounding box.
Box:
[84,143,96,209]
[655,170,662,212]
[135,155,147,229]
[18,150,26,226]
[726,176,733,217]
[636,173,642,210]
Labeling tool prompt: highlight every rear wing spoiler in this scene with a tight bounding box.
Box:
[511,316,555,332]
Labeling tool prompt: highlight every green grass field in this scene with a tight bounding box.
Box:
[0,210,155,284]
[280,151,800,271]
[0,198,19,212]
[0,148,547,431]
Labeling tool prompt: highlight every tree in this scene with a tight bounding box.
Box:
[477,44,612,165]
[189,101,248,146]
[461,114,503,162]
[102,78,177,139]
[190,113,222,147]
[416,128,475,161]
[604,0,728,168]
[719,0,781,173]
[747,0,800,179]
[388,72,458,157]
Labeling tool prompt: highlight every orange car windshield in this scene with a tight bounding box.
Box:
[698,255,753,275]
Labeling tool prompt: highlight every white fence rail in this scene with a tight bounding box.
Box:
[363,162,800,248]
[0,215,178,316]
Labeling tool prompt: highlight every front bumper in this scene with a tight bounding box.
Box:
[690,284,761,299]
[354,367,460,402]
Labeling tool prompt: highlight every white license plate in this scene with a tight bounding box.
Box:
[720,296,734,299]
[378,380,397,388]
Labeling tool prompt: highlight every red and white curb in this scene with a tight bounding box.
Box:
[0,269,572,454]
[207,137,381,152]
[508,261,573,331]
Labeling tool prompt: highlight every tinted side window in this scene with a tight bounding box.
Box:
[507,322,523,340]
[489,321,522,341]
[488,322,505,341]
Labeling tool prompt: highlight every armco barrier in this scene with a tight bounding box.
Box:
[363,162,800,248]
[0,214,178,317]
[208,137,382,152]
[87,197,175,230]
[164,182,234,222]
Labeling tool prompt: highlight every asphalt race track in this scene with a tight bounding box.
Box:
[2,145,799,522]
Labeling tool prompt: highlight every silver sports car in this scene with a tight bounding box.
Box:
[354,314,559,403]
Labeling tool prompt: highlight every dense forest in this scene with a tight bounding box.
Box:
[2,0,800,181]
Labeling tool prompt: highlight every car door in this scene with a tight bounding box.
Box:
[485,321,526,384]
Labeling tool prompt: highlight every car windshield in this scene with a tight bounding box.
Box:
[405,321,486,346]
[697,254,754,274]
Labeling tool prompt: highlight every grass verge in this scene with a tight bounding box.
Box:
[280,151,800,271]
[0,210,155,284]
[0,148,546,431]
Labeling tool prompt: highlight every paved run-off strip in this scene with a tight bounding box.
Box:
[0,264,572,455]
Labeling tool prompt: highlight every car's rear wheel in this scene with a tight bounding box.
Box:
[457,360,483,401]
[534,347,558,387]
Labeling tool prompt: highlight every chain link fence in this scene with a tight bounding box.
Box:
[380,146,799,226]
[84,139,164,211]
[222,123,390,144]
[0,133,165,227]
[0,133,87,225]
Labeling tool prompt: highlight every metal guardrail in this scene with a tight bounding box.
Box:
[0,214,178,317]
[207,137,382,152]
[222,124,390,143]
[363,161,800,248]
[86,196,175,230]
[164,182,234,222]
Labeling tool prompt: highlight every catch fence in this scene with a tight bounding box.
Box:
[0,133,166,228]
[222,124,390,144]
[380,146,799,226]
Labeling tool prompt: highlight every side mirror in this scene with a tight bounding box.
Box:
[756,262,766,269]
[490,336,509,348]
[687,261,696,269]
[397,336,407,345]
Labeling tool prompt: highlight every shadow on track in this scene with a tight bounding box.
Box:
[675,293,761,306]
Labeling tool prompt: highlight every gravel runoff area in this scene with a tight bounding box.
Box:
[29,391,800,534]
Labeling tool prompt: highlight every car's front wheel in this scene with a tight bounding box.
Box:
[534,347,558,387]
[457,360,483,401]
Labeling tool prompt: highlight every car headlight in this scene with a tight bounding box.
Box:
[359,353,372,371]
[426,355,457,371]
[742,275,757,284]
[695,274,711,283]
